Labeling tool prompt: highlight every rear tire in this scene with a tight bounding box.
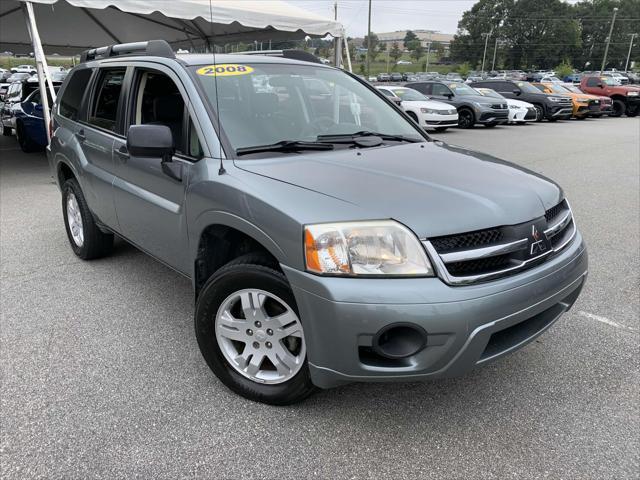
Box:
[611,99,626,117]
[16,122,40,153]
[457,108,475,129]
[61,178,114,260]
[195,254,317,405]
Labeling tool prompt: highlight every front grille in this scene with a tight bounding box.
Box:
[430,228,503,252]
[425,200,576,285]
[490,103,507,109]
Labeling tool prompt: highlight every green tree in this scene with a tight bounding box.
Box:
[573,0,640,70]
[404,30,418,49]
[431,40,445,58]
[411,44,425,62]
[555,61,574,78]
[363,32,379,55]
[389,42,402,64]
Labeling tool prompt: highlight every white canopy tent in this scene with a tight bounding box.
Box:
[0,0,348,142]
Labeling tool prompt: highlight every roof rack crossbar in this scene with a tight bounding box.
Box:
[236,49,323,65]
[80,40,175,63]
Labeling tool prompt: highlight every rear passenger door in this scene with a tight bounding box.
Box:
[112,65,204,273]
[77,67,128,228]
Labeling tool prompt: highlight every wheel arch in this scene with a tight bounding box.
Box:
[56,160,78,189]
[192,212,288,297]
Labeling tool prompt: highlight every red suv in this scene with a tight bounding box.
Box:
[580,76,639,117]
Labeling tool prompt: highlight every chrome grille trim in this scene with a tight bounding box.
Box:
[424,201,577,286]
[439,238,528,263]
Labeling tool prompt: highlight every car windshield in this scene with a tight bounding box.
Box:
[191,63,424,153]
[564,85,583,94]
[476,88,503,99]
[392,88,425,101]
[602,77,619,86]
[516,81,543,93]
[448,82,479,96]
[547,84,570,94]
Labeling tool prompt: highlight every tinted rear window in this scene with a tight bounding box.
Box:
[59,69,92,120]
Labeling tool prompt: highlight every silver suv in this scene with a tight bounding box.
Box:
[47,41,588,405]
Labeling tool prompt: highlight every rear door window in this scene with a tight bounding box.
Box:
[89,68,126,133]
[59,69,92,120]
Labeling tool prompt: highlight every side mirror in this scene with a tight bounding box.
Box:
[127,124,174,158]
[392,97,402,106]
[446,93,454,99]
[596,83,603,88]
[513,89,521,95]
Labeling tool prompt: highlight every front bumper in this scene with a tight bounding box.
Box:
[422,113,459,128]
[547,104,573,119]
[478,109,509,124]
[284,232,587,389]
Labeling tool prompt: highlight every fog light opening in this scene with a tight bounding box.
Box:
[373,323,427,359]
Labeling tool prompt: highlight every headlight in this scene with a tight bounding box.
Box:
[420,107,438,114]
[578,97,590,102]
[304,220,434,276]
[628,91,639,97]
[509,104,520,110]
[474,102,494,108]
[548,96,564,102]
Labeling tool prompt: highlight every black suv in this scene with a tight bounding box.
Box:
[405,81,508,128]
[471,80,573,122]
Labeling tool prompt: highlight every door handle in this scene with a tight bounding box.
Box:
[114,146,130,161]
[75,129,86,142]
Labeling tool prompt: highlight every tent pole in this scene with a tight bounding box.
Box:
[343,36,352,73]
[22,1,54,143]
[334,36,342,68]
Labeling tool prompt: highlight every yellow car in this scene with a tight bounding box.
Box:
[532,82,601,119]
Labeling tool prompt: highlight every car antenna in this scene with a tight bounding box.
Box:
[209,0,225,175]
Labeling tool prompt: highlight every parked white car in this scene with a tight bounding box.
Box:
[376,86,459,131]
[396,60,412,65]
[10,64,36,75]
[475,87,537,124]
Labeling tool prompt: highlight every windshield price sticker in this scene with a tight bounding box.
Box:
[196,64,254,77]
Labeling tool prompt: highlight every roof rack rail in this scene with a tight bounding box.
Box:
[80,40,175,63]
[235,49,324,65]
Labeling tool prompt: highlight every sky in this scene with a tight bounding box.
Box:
[291,0,579,37]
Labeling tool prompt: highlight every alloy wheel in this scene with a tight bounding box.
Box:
[215,288,306,384]
[66,192,84,247]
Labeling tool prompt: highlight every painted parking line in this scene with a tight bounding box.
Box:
[578,311,637,332]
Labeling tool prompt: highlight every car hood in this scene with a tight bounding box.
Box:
[506,99,533,108]
[235,141,562,238]
[403,99,456,110]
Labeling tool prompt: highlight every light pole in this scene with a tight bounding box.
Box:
[491,37,499,71]
[425,42,431,73]
[366,0,372,76]
[481,29,493,75]
[625,33,637,72]
[600,7,619,74]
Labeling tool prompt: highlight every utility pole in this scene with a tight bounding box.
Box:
[481,29,492,75]
[601,7,619,74]
[491,37,499,71]
[625,33,637,72]
[366,0,372,76]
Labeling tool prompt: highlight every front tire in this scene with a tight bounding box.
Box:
[626,104,638,117]
[611,99,626,117]
[457,108,475,129]
[533,104,544,122]
[2,125,11,136]
[62,178,114,260]
[195,255,316,405]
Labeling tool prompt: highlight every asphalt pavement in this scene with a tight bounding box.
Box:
[1,117,639,479]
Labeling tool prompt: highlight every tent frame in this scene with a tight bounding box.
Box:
[17,0,349,146]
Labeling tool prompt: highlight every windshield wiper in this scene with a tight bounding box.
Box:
[316,130,423,144]
[236,140,334,156]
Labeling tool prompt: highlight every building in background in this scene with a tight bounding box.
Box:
[376,30,454,55]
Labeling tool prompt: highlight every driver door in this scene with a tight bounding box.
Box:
[112,66,203,274]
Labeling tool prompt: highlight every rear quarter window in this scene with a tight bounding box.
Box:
[59,69,93,120]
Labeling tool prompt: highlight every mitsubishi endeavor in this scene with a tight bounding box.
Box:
[47,41,588,405]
